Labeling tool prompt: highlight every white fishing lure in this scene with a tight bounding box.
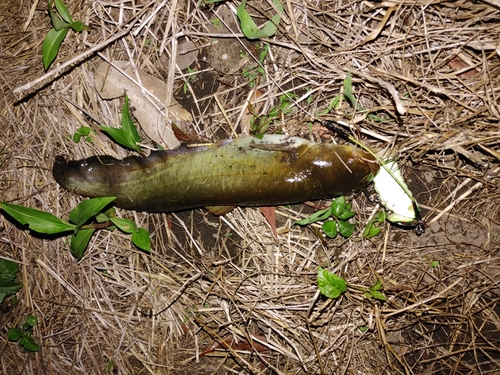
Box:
[373,160,423,233]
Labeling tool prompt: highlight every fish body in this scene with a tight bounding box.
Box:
[53,135,379,212]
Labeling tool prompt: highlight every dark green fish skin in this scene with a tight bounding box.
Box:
[53,135,379,212]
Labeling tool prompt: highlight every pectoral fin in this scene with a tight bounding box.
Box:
[205,206,235,216]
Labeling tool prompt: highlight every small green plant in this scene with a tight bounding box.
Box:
[363,280,386,301]
[0,198,150,260]
[8,315,40,352]
[250,92,295,134]
[1,94,152,260]
[100,95,142,153]
[317,268,387,302]
[72,126,95,143]
[242,43,269,88]
[343,73,385,122]
[295,196,356,239]
[362,211,386,239]
[317,267,347,299]
[0,258,23,306]
[268,93,295,118]
[317,73,385,122]
[43,0,90,70]
[316,96,342,116]
[202,0,282,39]
[210,18,220,28]
[237,0,283,40]
[183,66,197,95]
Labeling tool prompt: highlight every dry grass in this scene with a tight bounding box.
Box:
[1,0,500,374]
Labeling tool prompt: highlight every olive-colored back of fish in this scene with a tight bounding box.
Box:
[53,136,379,212]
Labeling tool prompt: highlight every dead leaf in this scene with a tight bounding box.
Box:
[259,206,277,237]
[200,334,268,358]
[94,61,193,149]
[449,56,477,78]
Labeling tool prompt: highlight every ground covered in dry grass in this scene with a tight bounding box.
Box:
[1,0,500,374]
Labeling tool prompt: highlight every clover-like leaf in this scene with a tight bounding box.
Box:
[322,220,337,239]
[7,327,23,341]
[20,336,40,352]
[331,196,347,218]
[337,220,356,238]
[0,281,23,305]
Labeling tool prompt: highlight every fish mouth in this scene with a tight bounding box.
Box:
[52,156,70,187]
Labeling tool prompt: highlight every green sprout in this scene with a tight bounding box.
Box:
[43,0,90,70]
[72,126,95,143]
[0,198,150,260]
[100,95,142,153]
[183,66,197,95]
[295,196,356,239]
[0,259,23,306]
[8,315,40,352]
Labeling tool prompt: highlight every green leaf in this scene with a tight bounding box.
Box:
[72,132,81,143]
[343,72,356,105]
[237,0,283,40]
[294,207,332,226]
[42,27,68,70]
[70,228,95,260]
[330,196,347,218]
[121,95,141,144]
[95,212,110,223]
[317,267,346,299]
[371,280,383,291]
[322,220,337,238]
[70,20,84,32]
[369,290,386,301]
[0,258,19,283]
[7,327,23,341]
[0,281,23,304]
[77,126,92,136]
[0,201,76,234]
[132,227,150,252]
[54,0,73,23]
[48,0,71,31]
[110,217,135,234]
[363,211,386,239]
[316,95,341,116]
[363,225,380,239]
[69,197,116,227]
[100,125,141,153]
[337,220,355,238]
[358,325,369,332]
[258,43,269,64]
[25,315,38,327]
[20,336,40,352]
[337,206,355,220]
